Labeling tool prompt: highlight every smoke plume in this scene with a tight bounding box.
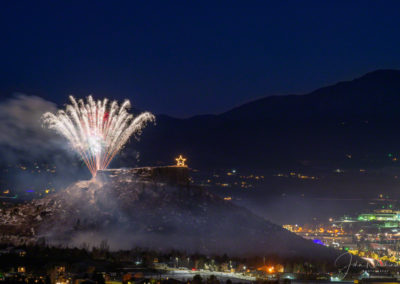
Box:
[0,94,87,196]
[0,94,63,158]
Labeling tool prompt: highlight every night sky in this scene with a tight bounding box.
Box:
[2,1,400,117]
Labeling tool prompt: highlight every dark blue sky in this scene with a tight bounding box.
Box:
[1,1,400,117]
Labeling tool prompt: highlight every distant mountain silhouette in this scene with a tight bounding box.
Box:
[127,70,400,170]
[223,70,400,121]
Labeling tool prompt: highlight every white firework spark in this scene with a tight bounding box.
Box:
[42,95,155,176]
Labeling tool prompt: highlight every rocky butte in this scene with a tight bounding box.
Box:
[0,166,338,259]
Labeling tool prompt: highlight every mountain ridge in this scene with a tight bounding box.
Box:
[156,69,400,122]
[128,69,400,170]
[220,69,400,121]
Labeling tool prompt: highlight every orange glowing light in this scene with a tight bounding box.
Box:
[257,265,276,274]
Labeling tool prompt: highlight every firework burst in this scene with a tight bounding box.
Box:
[42,95,155,176]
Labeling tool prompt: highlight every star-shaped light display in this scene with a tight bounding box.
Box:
[175,155,187,167]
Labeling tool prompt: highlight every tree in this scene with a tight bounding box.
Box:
[206,275,219,284]
[99,240,110,253]
[192,274,202,284]
[92,273,105,284]
[284,262,292,273]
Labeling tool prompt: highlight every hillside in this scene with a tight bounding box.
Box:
[0,167,338,259]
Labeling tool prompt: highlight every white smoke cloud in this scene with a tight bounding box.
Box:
[0,94,63,156]
[0,94,88,194]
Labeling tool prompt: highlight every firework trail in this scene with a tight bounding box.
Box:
[42,96,155,176]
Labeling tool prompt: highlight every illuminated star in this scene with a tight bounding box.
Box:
[175,155,187,167]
